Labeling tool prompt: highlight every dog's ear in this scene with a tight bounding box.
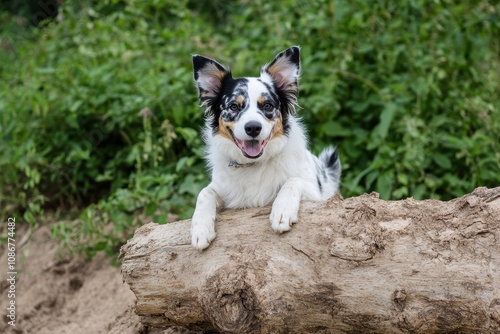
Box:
[261,46,300,95]
[192,55,230,103]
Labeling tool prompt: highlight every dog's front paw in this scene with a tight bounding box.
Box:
[270,199,299,233]
[191,216,216,251]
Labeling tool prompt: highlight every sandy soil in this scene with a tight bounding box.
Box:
[0,224,145,334]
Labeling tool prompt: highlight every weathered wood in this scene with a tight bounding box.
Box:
[120,187,500,333]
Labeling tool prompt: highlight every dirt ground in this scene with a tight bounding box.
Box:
[0,224,146,334]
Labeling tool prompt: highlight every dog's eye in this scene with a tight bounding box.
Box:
[262,103,273,111]
[229,103,239,111]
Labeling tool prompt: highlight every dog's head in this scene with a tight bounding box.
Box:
[193,46,300,160]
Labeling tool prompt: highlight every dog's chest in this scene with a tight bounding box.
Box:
[212,165,289,209]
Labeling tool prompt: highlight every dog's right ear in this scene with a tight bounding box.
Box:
[192,55,230,104]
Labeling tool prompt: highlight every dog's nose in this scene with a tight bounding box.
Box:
[244,121,262,137]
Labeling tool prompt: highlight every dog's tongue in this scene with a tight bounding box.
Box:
[242,140,263,157]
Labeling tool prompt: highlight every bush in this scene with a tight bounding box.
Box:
[1,0,499,257]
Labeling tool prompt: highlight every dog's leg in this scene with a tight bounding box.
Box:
[191,184,220,250]
[270,177,305,232]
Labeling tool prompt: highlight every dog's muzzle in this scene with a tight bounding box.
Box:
[227,127,272,159]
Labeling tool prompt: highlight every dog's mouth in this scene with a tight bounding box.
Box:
[228,128,272,159]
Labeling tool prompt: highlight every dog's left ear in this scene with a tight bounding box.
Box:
[192,55,231,104]
[261,46,300,95]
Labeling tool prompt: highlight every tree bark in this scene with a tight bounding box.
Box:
[120,187,500,333]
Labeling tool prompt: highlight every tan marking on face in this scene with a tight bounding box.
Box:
[218,118,235,141]
[236,95,245,105]
[258,96,265,104]
[270,114,285,138]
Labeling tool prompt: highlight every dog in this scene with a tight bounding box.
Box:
[190,46,341,250]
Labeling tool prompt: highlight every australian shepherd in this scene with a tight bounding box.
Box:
[191,46,341,250]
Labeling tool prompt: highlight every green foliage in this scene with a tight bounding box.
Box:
[1,0,499,257]
[0,1,209,255]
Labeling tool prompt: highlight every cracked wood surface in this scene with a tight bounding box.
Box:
[120,187,500,333]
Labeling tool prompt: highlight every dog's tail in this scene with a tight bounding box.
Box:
[319,146,341,193]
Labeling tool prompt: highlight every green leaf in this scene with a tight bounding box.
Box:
[145,202,157,216]
[373,103,397,139]
[94,241,107,251]
[376,170,394,200]
[321,121,352,137]
[412,184,426,200]
[433,153,452,169]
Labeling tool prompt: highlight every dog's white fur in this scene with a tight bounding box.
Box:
[191,47,340,250]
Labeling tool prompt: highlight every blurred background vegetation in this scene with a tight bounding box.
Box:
[1,0,499,258]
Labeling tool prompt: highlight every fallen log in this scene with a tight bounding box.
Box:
[120,187,500,333]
